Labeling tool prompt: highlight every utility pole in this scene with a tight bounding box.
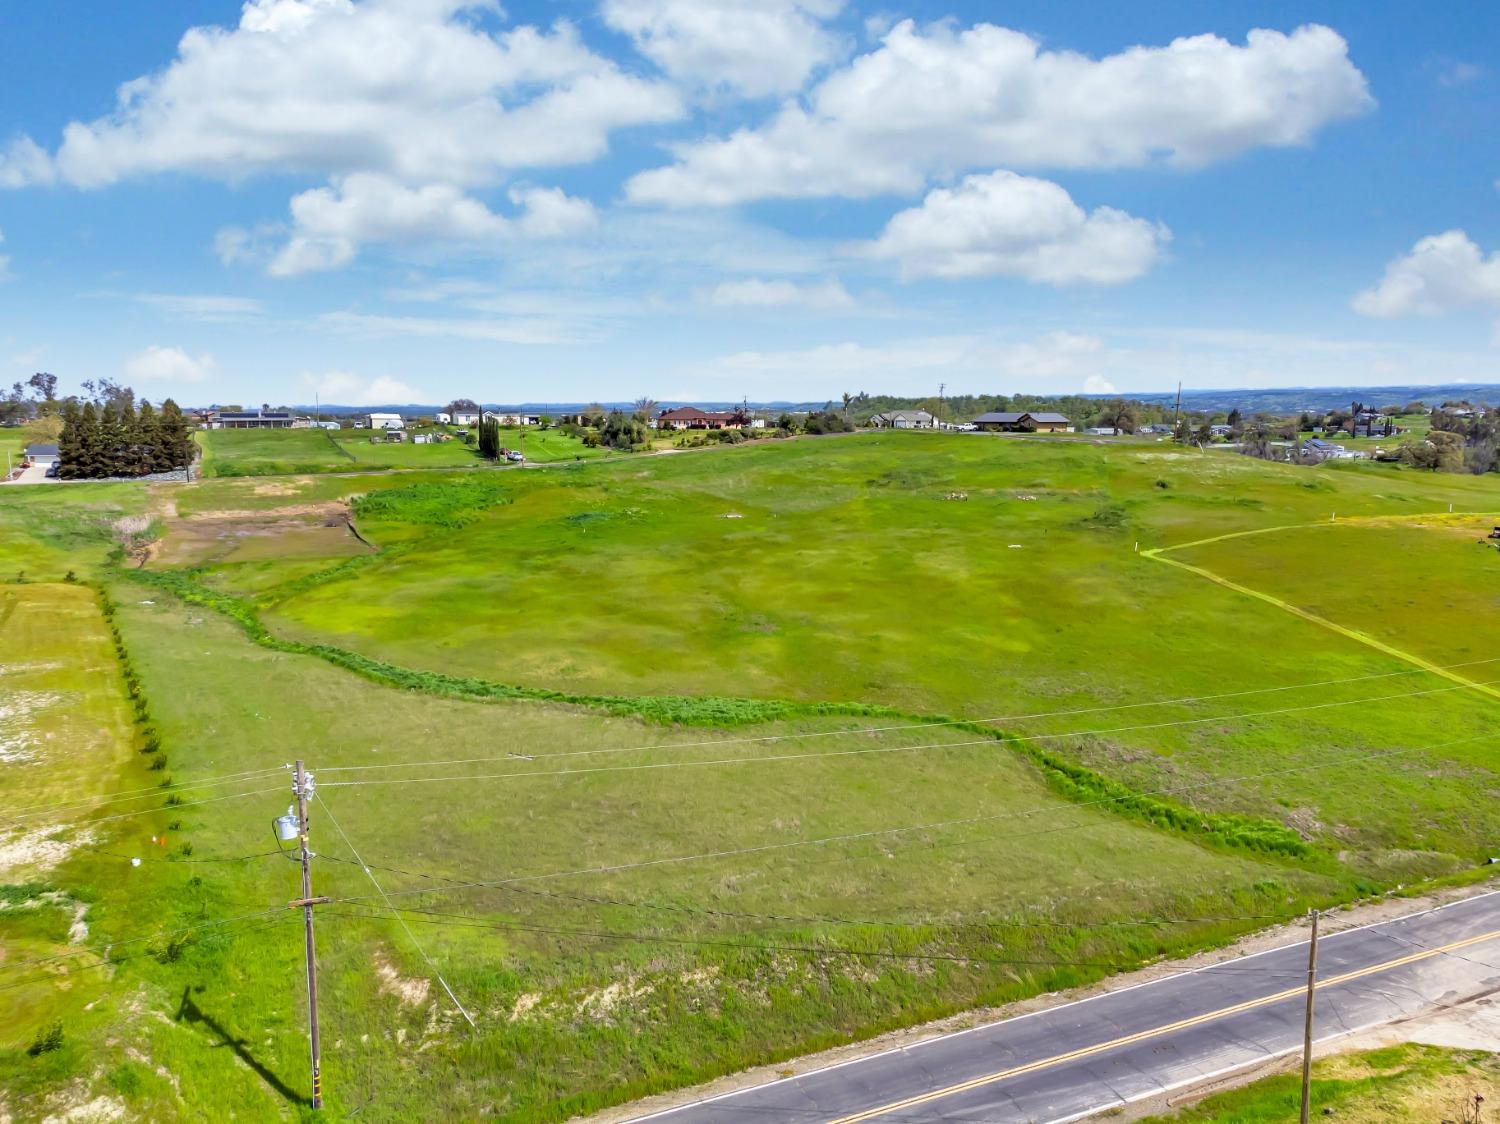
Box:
[1299,908,1321,1124]
[290,761,326,1109]
[1172,381,1183,429]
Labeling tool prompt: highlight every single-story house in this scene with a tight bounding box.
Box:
[451,411,481,427]
[483,411,542,426]
[1302,437,1354,460]
[220,410,293,429]
[972,411,1073,433]
[23,443,60,465]
[870,410,938,430]
[367,412,405,430]
[1139,424,1174,435]
[1210,424,1234,437]
[657,406,747,430]
[1085,426,1118,436]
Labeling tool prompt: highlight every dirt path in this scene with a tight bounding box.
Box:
[1142,512,1500,703]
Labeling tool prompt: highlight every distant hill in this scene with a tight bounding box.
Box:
[207,383,1497,420]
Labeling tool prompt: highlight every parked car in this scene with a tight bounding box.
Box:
[505,450,524,463]
[45,463,59,478]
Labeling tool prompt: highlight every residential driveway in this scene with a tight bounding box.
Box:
[4,463,55,485]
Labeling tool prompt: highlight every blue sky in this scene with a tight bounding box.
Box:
[1,0,1497,406]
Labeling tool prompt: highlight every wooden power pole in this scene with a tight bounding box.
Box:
[292,761,326,1109]
[1300,908,1321,1124]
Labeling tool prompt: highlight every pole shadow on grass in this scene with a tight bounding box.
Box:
[176,985,309,1107]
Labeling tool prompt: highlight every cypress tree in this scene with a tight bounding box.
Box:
[57,401,82,479]
[99,403,126,477]
[159,399,192,470]
[77,402,103,477]
[135,401,160,474]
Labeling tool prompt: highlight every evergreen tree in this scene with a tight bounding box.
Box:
[159,399,193,470]
[137,401,167,473]
[99,404,126,476]
[77,402,103,477]
[57,402,82,479]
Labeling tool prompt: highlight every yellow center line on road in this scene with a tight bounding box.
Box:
[825,926,1500,1124]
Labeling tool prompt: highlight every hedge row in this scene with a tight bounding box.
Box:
[90,582,169,777]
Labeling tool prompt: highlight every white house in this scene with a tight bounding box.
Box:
[23,443,60,466]
[368,412,405,430]
[483,410,541,426]
[870,410,938,430]
[434,411,452,424]
[1085,426,1118,436]
[452,411,481,426]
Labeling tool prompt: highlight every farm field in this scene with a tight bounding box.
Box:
[0,431,1498,1121]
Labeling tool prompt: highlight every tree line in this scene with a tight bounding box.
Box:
[56,398,195,478]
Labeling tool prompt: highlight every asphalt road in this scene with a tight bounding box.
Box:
[634,890,1500,1123]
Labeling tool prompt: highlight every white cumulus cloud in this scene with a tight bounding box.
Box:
[866,170,1168,285]
[7,1,680,190]
[1083,374,1117,394]
[302,371,421,406]
[628,21,1371,206]
[1,0,673,274]
[125,345,216,382]
[254,174,598,275]
[707,277,853,308]
[1352,230,1500,318]
[603,0,844,97]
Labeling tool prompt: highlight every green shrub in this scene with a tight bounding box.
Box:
[26,1022,63,1057]
[352,476,511,528]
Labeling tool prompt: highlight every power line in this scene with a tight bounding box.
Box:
[316,854,1298,934]
[315,791,476,1030]
[317,677,1500,792]
[332,733,1495,909]
[44,784,288,829]
[322,904,1312,979]
[6,766,287,823]
[315,655,1500,777]
[0,903,298,978]
[0,912,302,998]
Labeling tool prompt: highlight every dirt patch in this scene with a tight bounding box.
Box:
[0,826,95,877]
[180,501,346,521]
[252,482,302,497]
[374,946,431,1008]
[37,1087,126,1123]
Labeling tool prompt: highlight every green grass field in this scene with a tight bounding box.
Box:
[197,425,604,477]
[1144,1042,1497,1122]
[1,431,1497,1121]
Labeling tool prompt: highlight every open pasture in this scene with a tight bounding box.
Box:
[1,431,1498,1121]
[244,435,1500,865]
[197,425,604,477]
